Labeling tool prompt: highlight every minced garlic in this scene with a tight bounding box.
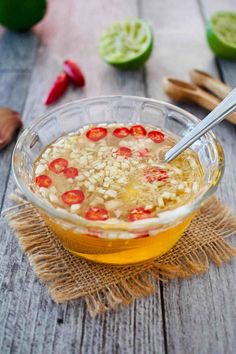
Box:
[33,123,203,222]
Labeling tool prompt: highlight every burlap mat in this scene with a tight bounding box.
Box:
[3,194,236,316]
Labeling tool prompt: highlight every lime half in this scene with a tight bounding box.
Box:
[99,18,153,69]
[206,11,236,60]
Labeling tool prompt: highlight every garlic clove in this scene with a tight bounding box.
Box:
[0,108,22,150]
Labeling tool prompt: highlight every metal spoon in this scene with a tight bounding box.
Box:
[165,88,236,163]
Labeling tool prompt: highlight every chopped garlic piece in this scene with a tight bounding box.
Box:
[145,205,153,210]
[97,188,106,194]
[178,183,185,191]
[39,187,49,197]
[50,186,57,193]
[88,185,95,192]
[105,200,122,210]
[35,164,47,175]
[77,175,85,181]
[70,204,81,213]
[49,193,59,203]
[157,197,164,207]
[106,190,117,198]
[114,209,122,218]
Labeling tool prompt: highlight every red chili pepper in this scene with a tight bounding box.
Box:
[138,148,149,157]
[116,146,132,158]
[130,125,147,138]
[86,127,108,141]
[144,167,168,183]
[128,207,152,222]
[113,127,130,138]
[61,189,85,205]
[44,72,70,105]
[85,207,109,221]
[148,130,165,143]
[64,167,79,178]
[49,158,68,174]
[35,175,52,188]
[63,59,85,87]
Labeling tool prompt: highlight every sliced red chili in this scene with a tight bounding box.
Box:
[64,167,79,178]
[113,127,130,138]
[135,234,149,239]
[85,207,109,221]
[86,127,107,141]
[44,72,70,105]
[130,125,147,138]
[138,148,149,157]
[49,158,68,174]
[148,130,165,143]
[87,234,99,238]
[35,175,52,188]
[63,59,85,87]
[116,146,132,158]
[128,207,152,222]
[144,167,168,183]
[61,189,85,205]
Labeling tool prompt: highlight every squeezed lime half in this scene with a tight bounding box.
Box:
[206,11,236,60]
[99,18,153,69]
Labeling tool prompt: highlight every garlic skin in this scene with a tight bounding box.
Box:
[0,108,22,150]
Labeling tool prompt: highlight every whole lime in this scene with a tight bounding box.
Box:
[0,0,47,32]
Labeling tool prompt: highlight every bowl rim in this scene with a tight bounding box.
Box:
[12,95,225,231]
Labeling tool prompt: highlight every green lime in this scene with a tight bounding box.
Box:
[98,18,153,69]
[206,11,236,60]
[0,0,47,32]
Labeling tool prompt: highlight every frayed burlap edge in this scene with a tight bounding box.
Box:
[3,194,236,316]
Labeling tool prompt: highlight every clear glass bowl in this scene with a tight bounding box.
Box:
[12,96,224,265]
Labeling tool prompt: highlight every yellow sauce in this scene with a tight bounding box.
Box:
[33,123,203,265]
[43,213,194,265]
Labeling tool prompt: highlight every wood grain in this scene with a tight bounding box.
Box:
[143,0,236,353]
[0,29,39,71]
[1,0,236,353]
[0,73,31,208]
[0,1,165,353]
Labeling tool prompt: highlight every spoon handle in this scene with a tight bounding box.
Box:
[190,69,231,99]
[165,88,236,162]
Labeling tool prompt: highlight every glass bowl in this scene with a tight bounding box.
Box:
[12,96,224,265]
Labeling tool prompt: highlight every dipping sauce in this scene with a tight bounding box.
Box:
[33,123,203,225]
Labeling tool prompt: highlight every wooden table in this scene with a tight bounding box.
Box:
[1,0,236,353]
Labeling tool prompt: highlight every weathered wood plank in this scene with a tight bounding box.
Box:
[78,291,164,354]
[0,1,165,353]
[2,0,236,353]
[22,0,146,122]
[0,72,31,208]
[143,0,236,353]
[0,29,39,71]
[0,15,41,208]
[163,260,236,354]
